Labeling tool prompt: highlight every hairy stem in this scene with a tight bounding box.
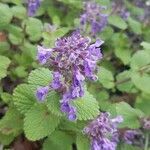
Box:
[144,133,149,150]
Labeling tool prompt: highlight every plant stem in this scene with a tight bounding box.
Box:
[144,133,149,150]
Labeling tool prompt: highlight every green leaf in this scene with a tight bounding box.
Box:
[119,144,141,150]
[72,91,99,120]
[43,131,74,150]
[131,72,150,94]
[0,55,10,80]
[108,15,127,30]
[11,5,26,19]
[115,48,131,65]
[141,41,150,50]
[76,134,90,150]
[24,104,60,141]
[0,4,12,28]
[141,41,150,54]
[46,92,63,116]
[127,17,142,34]
[115,102,142,129]
[0,107,23,136]
[28,68,52,86]
[42,27,70,47]
[130,50,150,71]
[116,71,137,93]
[135,93,150,115]
[0,42,10,54]
[98,67,114,89]
[8,25,23,45]
[13,84,36,114]
[14,66,28,78]
[0,132,14,145]
[0,92,12,104]
[25,18,43,41]
[100,27,114,41]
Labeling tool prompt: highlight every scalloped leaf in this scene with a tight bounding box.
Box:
[0,55,10,80]
[46,91,63,117]
[13,84,36,114]
[0,107,23,136]
[24,104,60,141]
[76,134,90,150]
[72,91,99,120]
[28,68,52,86]
[43,131,74,150]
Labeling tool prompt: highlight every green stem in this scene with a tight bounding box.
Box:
[144,133,149,150]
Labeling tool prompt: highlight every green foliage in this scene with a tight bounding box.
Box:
[0,0,150,149]
[127,17,142,34]
[46,91,63,117]
[130,50,150,71]
[76,134,90,150]
[108,15,127,30]
[135,93,150,116]
[0,106,23,145]
[114,102,144,129]
[43,131,74,150]
[0,55,10,80]
[98,67,114,89]
[0,4,12,29]
[72,91,100,120]
[13,84,36,114]
[24,104,60,141]
[28,68,52,86]
[25,18,43,41]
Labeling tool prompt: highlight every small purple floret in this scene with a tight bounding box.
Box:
[37,46,52,65]
[36,86,49,101]
[28,0,41,16]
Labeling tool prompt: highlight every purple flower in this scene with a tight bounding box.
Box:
[83,113,123,150]
[111,2,130,20]
[36,86,49,101]
[36,32,103,120]
[60,101,77,121]
[51,71,62,89]
[28,0,41,16]
[120,9,130,20]
[123,130,141,144]
[37,46,52,65]
[80,2,108,37]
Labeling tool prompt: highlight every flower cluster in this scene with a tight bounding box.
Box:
[83,112,123,150]
[123,130,142,145]
[36,31,103,120]
[122,129,144,147]
[112,2,130,20]
[80,2,108,37]
[28,0,41,16]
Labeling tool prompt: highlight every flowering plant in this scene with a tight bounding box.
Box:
[0,0,150,150]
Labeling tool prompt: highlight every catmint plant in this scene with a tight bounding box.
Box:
[80,2,108,37]
[83,112,123,150]
[36,31,103,120]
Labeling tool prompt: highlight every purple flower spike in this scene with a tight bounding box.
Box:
[36,86,49,101]
[36,32,103,120]
[37,46,52,65]
[80,2,108,36]
[83,113,123,150]
[28,0,41,16]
